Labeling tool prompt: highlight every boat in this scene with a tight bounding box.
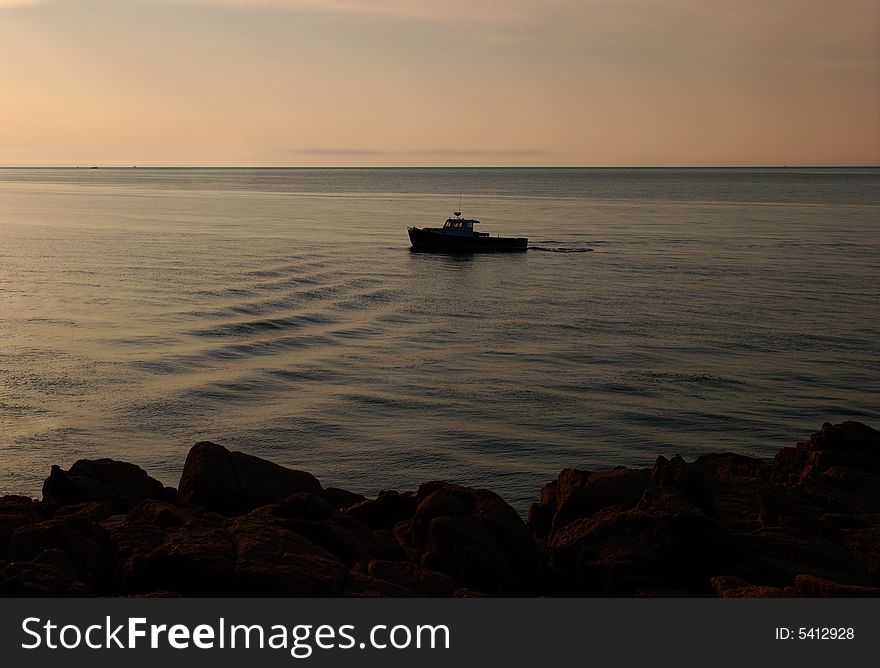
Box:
[408,212,528,252]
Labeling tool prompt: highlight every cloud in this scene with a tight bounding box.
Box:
[291,147,547,157]
[169,0,540,24]
[0,0,542,23]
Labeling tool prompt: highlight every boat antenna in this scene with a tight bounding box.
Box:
[454,192,461,217]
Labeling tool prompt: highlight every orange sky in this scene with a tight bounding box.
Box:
[1,0,877,166]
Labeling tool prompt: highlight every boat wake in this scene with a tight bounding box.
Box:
[528,246,594,253]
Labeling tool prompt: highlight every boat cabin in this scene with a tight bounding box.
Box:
[440,216,481,236]
[444,217,478,230]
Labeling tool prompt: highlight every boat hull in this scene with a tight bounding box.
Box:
[407,227,528,252]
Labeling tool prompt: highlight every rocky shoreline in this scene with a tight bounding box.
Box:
[1,421,879,597]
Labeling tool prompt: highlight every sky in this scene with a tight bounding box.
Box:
[0,0,877,166]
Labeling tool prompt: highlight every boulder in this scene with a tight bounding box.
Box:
[772,421,880,484]
[102,500,230,596]
[733,527,871,588]
[410,483,543,595]
[127,499,224,530]
[347,560,455,597]
[345,571,413,597]
[807,421,880,457]
[651,455,713,512]
[121,525,237,596]
[364,560,455,596]
[757,486,829,534]
[710,575,789,597]
[422,514,516,593]
[323,487,366,509]
[0,495,48,555]
[101,515,166,592]
[390,519,420,560]
[270,492,397,566]
[838,525,880,577]
[178,441,322,515]
[690,453,770,529]
[690,452,771,483]
[793,574,880,597]
[548,488,733,596]
[229,508,348,595]
[7,518,109,589]
[42,459,169,512]
[0,561,93,597]
[346,490,418,530]
[52,502,115,524]
[528,467,652,538]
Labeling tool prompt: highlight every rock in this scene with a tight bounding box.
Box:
[347,560,455,597]
[422,515,517,593]
[794,574,880,597]
[690,452,771,483]
[757,486,829,534]
[129,501,186,529]
[646,453,769,530]
[472,487,542,568]
[369,528,405,560]
[838,525,880,577]
[178,441,323,515]
[651,455,713,512]
[52,502,115,524]
[772,421,880,484]
[794,469,880,516]
[528,467,652,538]
[819,466,880,513]
[0,561,93,597]
[42,459,169,512]
[101,516,166,591]
[7,518,109,589]
[411,484,542,595]
[273,493,338,521]
[4,421,880,598]
[103,499,230,595]
[710,575,790,597]
[734,527,871,587]
[324,487,366,509]
[771,446,809,486]
[345,571,413,597]
[122,526,237,596]
[128,499,223,530]
[411,486,471,546]
[0,495,47,555]
[364,560,455,596]
[32,548,80,580]
[808,422,880,457]
[548,488,733,596]
[162,486,182,505]
[453,587,494,597]
[229,508,348,595]
[271,492,396,566]
[390,519,420,560]
[346,490,418,529]
[695,454,770,528]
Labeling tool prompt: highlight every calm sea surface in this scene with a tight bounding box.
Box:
[1,167,878,511]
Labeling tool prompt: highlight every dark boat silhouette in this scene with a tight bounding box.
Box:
[408,211,528,252]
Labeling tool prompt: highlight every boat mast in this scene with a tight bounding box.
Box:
[454,192,461,217]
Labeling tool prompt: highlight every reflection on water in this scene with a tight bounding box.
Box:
[0,168,878,511]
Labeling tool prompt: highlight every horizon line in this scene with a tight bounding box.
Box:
[1,164,878,170]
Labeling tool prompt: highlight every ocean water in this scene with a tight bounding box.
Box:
[1,167,878,512]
